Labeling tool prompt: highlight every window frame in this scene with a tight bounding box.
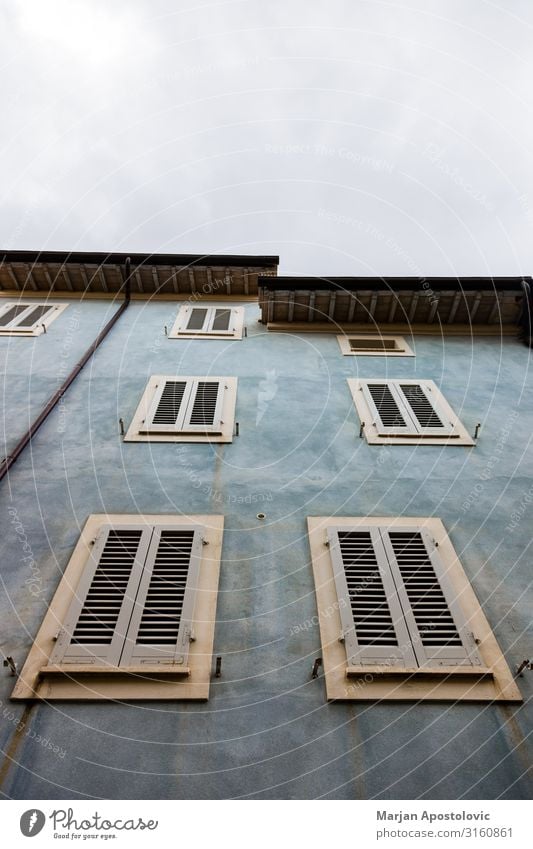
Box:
[11,514,224,701]
[169,304,245,339]
[349,378,474,445]
[308,516,521,702]
[0,301,68,336]
[337,334,414,357]
[124,375,237,443]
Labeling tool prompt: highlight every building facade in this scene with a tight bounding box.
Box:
[0,252,531,799]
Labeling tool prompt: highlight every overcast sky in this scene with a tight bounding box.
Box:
[1,0,533,276]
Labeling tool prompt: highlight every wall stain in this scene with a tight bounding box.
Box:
[497,705,533,790]
[0,704,34,792]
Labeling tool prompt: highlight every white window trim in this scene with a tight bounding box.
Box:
[337,334,414,357]
[349,378,474,445]
[11,513,224,701]
[0,301,68,336]
[308,516,522,703]
[124,375,237,443]
[169,304,244,339]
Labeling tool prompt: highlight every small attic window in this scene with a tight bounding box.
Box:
[337,334,414,357]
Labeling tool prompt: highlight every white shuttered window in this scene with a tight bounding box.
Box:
[50,523,204,669]
[0,302,66,335]
[141,378,225,435]
[350,378,474,444]
[170,304,244,338]
[327,524,482,669]
[361,380,455,437]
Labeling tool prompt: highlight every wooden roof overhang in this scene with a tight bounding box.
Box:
[0,251,279,299]
[258,276,531,333]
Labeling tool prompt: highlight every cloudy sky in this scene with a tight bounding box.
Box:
[1,0,533,276]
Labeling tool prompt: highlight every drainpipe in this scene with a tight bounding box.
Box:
[519,278,533,347]
[0,257,132,482]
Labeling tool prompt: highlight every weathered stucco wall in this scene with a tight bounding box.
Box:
[0,300,531,799]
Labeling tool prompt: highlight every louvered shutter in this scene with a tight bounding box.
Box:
[15,305,55,328]
[141,379,194,433]
[50,525,153,666]
[397,382,456,437]
[0,305,30,327]
[185,307,209,332]
[327,527,417,666]
[361,381,418,436]
[380,527,482,667]
[210,308,233,333]
[181,379,225,433]
[120,525,204,666]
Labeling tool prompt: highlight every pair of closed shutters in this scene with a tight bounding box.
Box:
[183,307,234,335]
[360,380,455,437]
[50,524,203,668]
[142,378,225,435]
[0,303,57,331]
[328,525,481,668]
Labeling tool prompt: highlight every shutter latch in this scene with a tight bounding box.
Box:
[3,656,17,676]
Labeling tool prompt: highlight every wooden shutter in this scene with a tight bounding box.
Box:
[120,525,204,666]
[185,307,209,332]
[361,381,418,436]
[380,527,482,667]
[397,382,456,437]
[0,305,30,327]
[327,527,417,666]
[141,379,193,433]
[15,305,55,329]
[181,379,225,433]
[49,525,153,666]
[210,308,233,333]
